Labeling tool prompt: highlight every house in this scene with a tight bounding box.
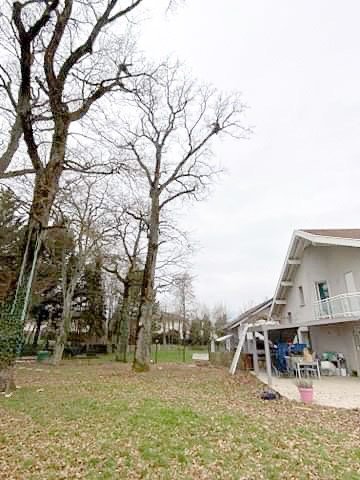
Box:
[225,299,272,354]
[227,299,272,342]
[229,229,360,384]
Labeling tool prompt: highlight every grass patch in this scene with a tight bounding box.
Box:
[1,361,359,479]
[97,345,207,365]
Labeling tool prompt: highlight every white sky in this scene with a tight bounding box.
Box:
[138,1,360,316]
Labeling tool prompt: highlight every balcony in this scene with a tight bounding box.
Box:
[314,292,360,321]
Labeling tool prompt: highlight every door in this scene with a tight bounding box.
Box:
[316,281,330,317]
[345,272,356,293]
[345,272,360,316]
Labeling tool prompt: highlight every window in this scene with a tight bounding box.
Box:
[298,286,305,306]
[315,281,330,317]
[316,281,330,301]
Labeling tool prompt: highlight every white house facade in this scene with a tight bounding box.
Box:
[270,229,360,376]
[228,229,360,383]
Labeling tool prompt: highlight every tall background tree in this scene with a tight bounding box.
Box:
[172,272,195,341]
[213,303,228,337]
[0,0,147,390]
[82,257,107,341]
[0,3,248,385]
[51,176,110,364]
[103,202,147,361]
[106,62,247,370]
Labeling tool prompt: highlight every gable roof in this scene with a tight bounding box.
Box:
[227,298,272,330]
[302,229,360,240]
[270,229,360,319]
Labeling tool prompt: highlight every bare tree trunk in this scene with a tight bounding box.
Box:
[115,282,130,362]
[52,289,72,365]
[162,315,167,345]
[25,322,36,344]
[133,192,160,371]
[52,329,66,365]
[134,300,153,369]
[32,317,42,348]
[0,115,23,175]
[0,365,16,394]
[53,310,71,365]
[116,318,130,362]
[171,319,175,345]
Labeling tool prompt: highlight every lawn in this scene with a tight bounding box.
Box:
[97,345,207,364]
[150,345,208,363]
[1,360,360,480]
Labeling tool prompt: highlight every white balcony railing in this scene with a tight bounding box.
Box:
[313,292,360,321]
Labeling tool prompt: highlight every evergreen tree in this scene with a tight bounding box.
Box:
[201,314,212,345]
[213,304,228,337]
[83,257,107,339]
[0,189,25,302]
[151,301,161,338]
[189,319,202,345]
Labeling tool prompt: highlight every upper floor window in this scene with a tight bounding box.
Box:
[316,281,330,301]
[315,281,330,317]
[298,286,305,306]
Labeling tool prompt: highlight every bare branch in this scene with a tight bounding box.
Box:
[0,115,23,174]
[159,186,196,210]
[0,167,35,179]
[58,0,144,86]
[103,265,126,285]
[44,0,73,91]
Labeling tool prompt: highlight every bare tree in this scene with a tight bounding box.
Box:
[212,303,228,336]
[103,190,195,359]
[172,271,195,341]
[103,270,122,351]
[107,62,249,371]
[103,205,146,362]
[0,0,147,390]
[51,177,110,364]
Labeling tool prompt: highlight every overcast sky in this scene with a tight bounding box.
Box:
[138,1,360,317]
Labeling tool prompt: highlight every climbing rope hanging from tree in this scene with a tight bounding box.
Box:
[0,226,44,393]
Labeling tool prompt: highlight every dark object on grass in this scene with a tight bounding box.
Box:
[63,344,86,358]
[20,344,38,356]
[63,344,107,358]
[260,389,279,400]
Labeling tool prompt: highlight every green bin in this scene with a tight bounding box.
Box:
[37,351,50,362]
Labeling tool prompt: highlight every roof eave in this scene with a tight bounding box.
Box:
[228,299,272,330]
[297,230,360,248]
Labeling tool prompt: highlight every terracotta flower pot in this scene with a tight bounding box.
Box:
[298,387,314,404]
